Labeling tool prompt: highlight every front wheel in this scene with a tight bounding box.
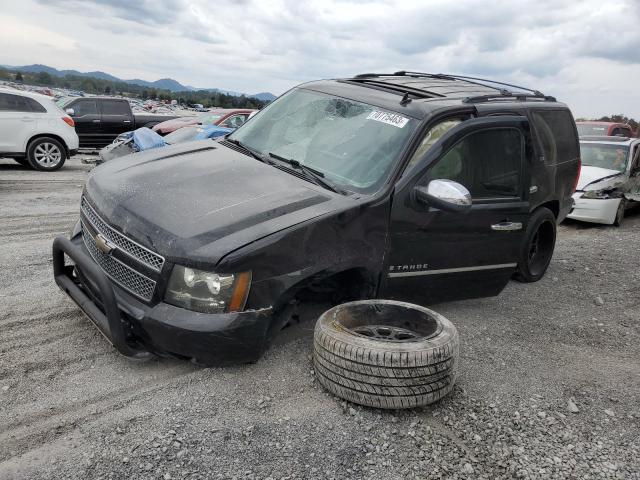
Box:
[26,137,66,171]
[513,207,556,283]
[613,198,625,227]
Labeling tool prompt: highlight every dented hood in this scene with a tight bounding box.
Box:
[576,165,622,190]
[84,141,342,264]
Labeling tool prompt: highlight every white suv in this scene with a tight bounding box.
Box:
[0,88,79,171]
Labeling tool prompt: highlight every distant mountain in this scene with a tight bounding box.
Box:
[2,64,276,100]
[253,92,278,101]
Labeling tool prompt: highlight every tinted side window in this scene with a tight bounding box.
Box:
[531,110,579,164]
[220,114,248,128]
[101,101,130,115]
[0,93,31,112]
[72,100,99,116]
[421,128,523,199]
[404,118,463,175]
[25,97,47,113]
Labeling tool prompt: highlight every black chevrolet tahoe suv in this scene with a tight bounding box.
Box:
[53,72,581,365]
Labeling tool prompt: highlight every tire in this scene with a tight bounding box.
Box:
[513,207,556,282]
[613,198,625,227]
[13,158,31,167]
[26,137,66,171]
[313,300,459,409]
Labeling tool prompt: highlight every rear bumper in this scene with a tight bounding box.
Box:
[567,193,620,225]
[52,236,273,366]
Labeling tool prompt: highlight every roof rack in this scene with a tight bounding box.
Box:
[346,79,443,98]
[348,71,554,104]
[392,71,544,96]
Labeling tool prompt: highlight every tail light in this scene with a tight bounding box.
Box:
[62,116,75,127]
[572,157,581,193]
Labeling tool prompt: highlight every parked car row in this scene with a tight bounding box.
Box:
[2,85,637,231]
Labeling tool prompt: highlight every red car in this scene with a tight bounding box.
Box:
[153,108,257,135]
[576,121,634,137]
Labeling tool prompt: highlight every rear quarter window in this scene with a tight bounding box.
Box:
[531,110,579,165]
[0,92,32,112]
[25,97,47,113]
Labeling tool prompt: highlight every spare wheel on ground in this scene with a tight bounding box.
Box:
[313,300,459,409]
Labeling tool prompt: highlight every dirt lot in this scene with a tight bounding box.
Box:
[1,156,639,480]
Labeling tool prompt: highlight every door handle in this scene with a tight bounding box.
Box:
[491,222,523,231]
[21,117,34,122]
[92,119,101,123]
[123,120,131,123]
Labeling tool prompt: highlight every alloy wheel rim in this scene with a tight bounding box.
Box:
[34,143,62,167]
[350,324,423,342]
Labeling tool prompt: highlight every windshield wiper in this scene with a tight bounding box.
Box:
[224,138,268,163]
[268,152,345,194]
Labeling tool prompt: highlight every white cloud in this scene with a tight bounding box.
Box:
[2,0,639,116]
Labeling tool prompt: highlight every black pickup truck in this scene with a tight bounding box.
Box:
[53,72,580,366]
[60,97,181,148]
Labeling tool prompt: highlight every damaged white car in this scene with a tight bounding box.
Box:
[568,136,640,225]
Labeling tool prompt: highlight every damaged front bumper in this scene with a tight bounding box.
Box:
[567,192,621,225]
[52,236,273,366]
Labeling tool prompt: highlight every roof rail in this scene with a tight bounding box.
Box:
[462,93,556,104]
[393,71,545,96]
[347,71,553,104]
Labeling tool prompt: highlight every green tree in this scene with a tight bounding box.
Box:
[36,71,53,85]
[15,71,23,82]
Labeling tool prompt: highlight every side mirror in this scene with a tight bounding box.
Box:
[414,179,472,213]
[65,108,75,116]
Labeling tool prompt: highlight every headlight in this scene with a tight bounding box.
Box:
[581,189,613,199]
[165,265,251,314]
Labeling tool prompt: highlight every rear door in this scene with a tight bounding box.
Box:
[0,92,38,153]
[379,116,531,305]
[528,108,580,219]
[99,100,133,141]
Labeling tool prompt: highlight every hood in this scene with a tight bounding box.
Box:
[85,141,344,265]
[576,165,623,190]
[153,117,199,133]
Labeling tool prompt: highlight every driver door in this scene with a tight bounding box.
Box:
[379,116,532,305]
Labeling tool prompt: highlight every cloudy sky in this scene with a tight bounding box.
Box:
[1,0,639,117]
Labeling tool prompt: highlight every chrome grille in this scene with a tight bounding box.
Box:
[82,224,156,301]
[80,197,164,272]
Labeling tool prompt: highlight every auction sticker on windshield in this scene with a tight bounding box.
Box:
[367,110,409,128]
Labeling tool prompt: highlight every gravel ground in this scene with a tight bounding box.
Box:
[1,155,639,480]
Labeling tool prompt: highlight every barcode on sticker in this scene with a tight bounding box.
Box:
[367,111,409,128]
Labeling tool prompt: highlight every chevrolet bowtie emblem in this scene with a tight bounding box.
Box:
[95,233,116,254]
